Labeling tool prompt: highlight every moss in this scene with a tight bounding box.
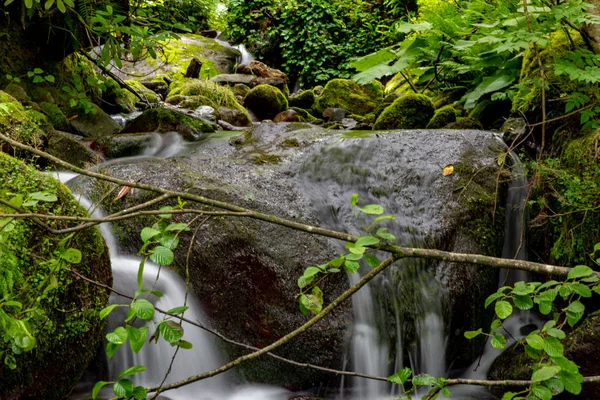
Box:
[124,79,160,104]
[245,84,289,120]
[445,117,484,130]
[312,79,383,116]
[0,153,111,400]
[373,93,435,130]
[232,83,251,98]
[427,105,458,129]
[25,109,53,132]
[39,102,71,132]
[121,107,214,140]
[250,152,281,164]
[290,107,317,122]
[0,92,45,155]
[180,95,214,109]
[167,78,248,118]
[281,137,300,147]
[4,82,30,103]
[285,122,313,132]
[289,89,314,109]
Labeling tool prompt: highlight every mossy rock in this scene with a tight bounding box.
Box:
[40,102,71,132]
[445,117,484,130]
[312,79,383,116]
[0,91,46,156]
[179,95,214,109]
[99,78,137,114]
[0,152,111,400]
[46,130,100,167]
[69,104,121,139]
[232,83,251,98]
[289,89,315,109]
[166,78,249,118]
[95,133,157,159]
[245,84,289,120]
[124,79,161,104]
[373,93,435,130]
[427,105,458,129]
[122,107,214,140]
[290,107,318,123]
[4,82,30,103]
[25,109,53,133]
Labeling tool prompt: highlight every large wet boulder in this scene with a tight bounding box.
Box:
[0,153,111,400]
[75,124,510,388]
[312,79,383,116]
[122,107,214,140]
[70,104,121,138]
[244,84,289,120]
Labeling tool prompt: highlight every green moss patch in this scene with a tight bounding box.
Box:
[312,79,383,116]
[121,107,214,140]
[373,93,435,130]
[245,84,288,120]
[427,105,458,129]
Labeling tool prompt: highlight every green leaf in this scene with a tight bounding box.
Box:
[350,193,359,207]
[33,68,43,74]
[118,365,146,378]
[167,306,189,315]
[394,21,432,33]
[131,299,155,320]
[100,304,121,319]
[355,236,380,247]
[464,328,482,339]
[526,333,545,350]
[140,227,161,243]
[137,258,145,290]
[568,300,585,314]
[376,228,396,241]
[165,223,189,232]
[365,254,380,268]
[158,321,184,343]
[132,386,148,400]
[543,337,564,357]
[567,265,593,279]
[513,294,533,310]
[491,333,506,349]
[29,191,57,202]
[60,248,82,264]
[149,246,174,266]
[92,381,109,399]
[344,260,360,273]
[532,366,560,382]
[532,384,553,400]
[344,253,363,261]
[106,327,127,345]
[126,325,148,353]
[45,75,55,83]
[544,377,564,395]
[358,204,384,215]
[547,328,566,340]
[176,340,193,349]
[44,0,54,9]
[374,215,395,223]
[485,292,504,308]
[412,373,437,386]
[495,300,513,319]
[113,379,134,398]
[463,72,516,109]
[566,309,584,327]
[304,266,322,279]
[387,367,412,385]
[300,293,322,315]
[572,283,592,297]
[501,392,517,400]
[560,371,583,394]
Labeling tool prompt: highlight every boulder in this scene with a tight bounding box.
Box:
[45,130,100,167]
[247,60,289,82]
[322,107,348,121]
[232,83,251,98]
[0,153,111,400]
[427,105,458,129]
[373,94,435,130]
[121,108,214,140]
[40,102,72,132]
[274,109,300,123]
[245,84,289,120]
[0,91,46,160]
[312,79,383,116]
[445,117,484,130]
[124,80,161,104]
[218,107,252,127]
[199,29,218,38]
[93,133,157,159]
[70,104,121,138]
[3,82,30,103]
[210,74,256,85]
[250,77,289,97]
[289,90,315,109]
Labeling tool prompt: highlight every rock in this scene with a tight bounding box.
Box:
[185,57,203,78]
[445,118,484,130]
[210,74,256,86]
[124,80,161,104]
[195,105,217,122]
[290,107,317,123]
[121,107,214,140]
[500,117,527,145]
[105,35,240,81]
[289,90,315,109]
[45,130,100,167]
[199,29,218,38]
[350,122,372,130]
[274,109,300,123]
[322,107,348,122]
[341,118,358,129]
[374,92,402,117]
[313,85,324,96]
[312,79,383,116]
[93,133,157,159]
[218,120,247,131]
[427,105,458,129]
[232,83,251,98]
[39,102,72,132]
[236,63,253,74]
[0,153,111,400]
[218,107,252,127]
[140,80,168,97]
[245,84,289,120]
[165,94,186,105]
[3,82,30,103]
[0,91,46,159]
[247,60,289,82]
[250,77,289,97]
[373,94,435,130]
[70,104,122,138]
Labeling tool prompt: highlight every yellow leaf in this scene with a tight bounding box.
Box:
[443,165,454,176]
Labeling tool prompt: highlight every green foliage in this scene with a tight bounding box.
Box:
[226,0,401,86]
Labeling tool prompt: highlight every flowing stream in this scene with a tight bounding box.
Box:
[62,132,537,400]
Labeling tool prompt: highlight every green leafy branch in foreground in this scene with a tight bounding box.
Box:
[93,201,192,400]
[464,245,600,400]
[297,193,397,315]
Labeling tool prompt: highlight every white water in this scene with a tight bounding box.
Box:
[57,174,291,400]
